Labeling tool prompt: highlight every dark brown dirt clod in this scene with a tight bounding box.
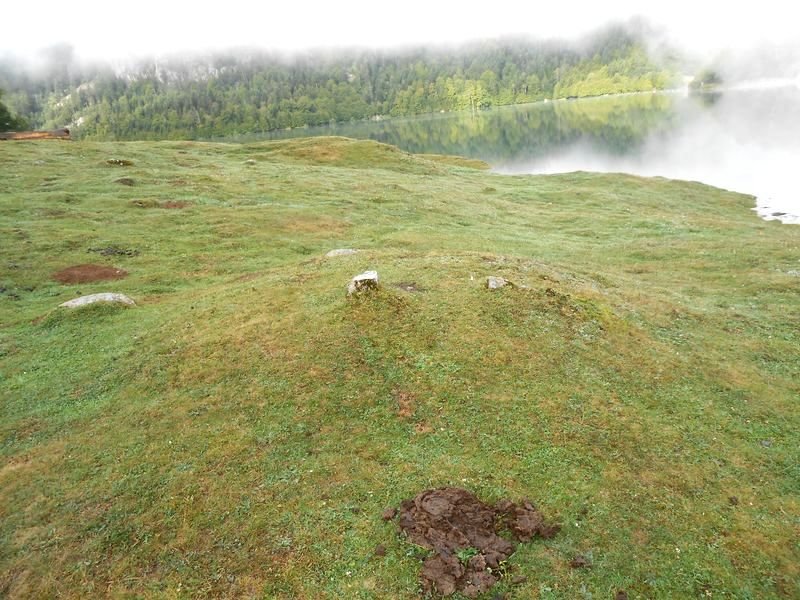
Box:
[382,507,398,521]
[87,246,139,257]
[729,496,739,506]
[397,487,558,598]
[569,555,592,569]
[615,591,628,600]
[374,544,386,557]
[114,177,135,186]
[52,264,128,284]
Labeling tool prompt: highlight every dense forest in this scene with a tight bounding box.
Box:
[0,25,677,140]
[0,90,27,131]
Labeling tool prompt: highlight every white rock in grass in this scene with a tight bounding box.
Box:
[326,248,359,258]
[486,276,511,290]
[59,293,136,308]
[347,271,379,295]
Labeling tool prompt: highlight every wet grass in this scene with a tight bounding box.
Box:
[1,137,798,598]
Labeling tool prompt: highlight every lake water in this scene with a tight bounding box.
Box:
[245,85,800,224]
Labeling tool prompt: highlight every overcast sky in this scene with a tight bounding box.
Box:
[2,1,797,60]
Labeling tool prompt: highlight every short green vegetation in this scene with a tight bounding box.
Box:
[1,137,798,598]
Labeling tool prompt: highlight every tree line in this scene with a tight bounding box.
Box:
[0,25,676,140]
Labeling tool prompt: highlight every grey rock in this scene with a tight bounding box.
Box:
[326,248,359,258]
[59,292,136,308]
[347,271,379,295]
[486,276,511,289]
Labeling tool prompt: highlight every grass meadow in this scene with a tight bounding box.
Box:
[1,137,798,598]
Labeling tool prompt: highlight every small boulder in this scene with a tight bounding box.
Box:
[326,248,359,258]
[486,276,511,290]
[348,271,379,295]
[59,293,136,308]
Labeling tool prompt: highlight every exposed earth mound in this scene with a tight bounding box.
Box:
[52,264,128,284]
[395,487,559,597]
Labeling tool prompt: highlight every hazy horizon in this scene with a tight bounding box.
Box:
[3,2,798,62]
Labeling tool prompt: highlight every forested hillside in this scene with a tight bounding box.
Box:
[0,25,676,140]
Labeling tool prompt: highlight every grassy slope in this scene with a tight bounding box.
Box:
[0,136,798,599]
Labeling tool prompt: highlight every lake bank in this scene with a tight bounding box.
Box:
[219,89,800,225]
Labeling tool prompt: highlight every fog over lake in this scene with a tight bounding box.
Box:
[249,84,800,224]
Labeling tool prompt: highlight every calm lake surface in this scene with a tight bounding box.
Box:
[243,85,800,224]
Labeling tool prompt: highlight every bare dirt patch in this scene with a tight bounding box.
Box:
[52,264,128,284]
[392,487,559,597]
[130,199,191,209]
[394,389,416,419]
[160,200,190,209]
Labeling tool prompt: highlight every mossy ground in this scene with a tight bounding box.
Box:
[1,137,798,598]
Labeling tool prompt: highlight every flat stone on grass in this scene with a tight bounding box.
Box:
[59,293,136,308]
[486,276,511,289]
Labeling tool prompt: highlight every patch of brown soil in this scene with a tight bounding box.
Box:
[395,390,416,419]
[130,199,191,209]
[569,554,592,569]
[0,456,32,478]
[52,264,128,284]
[160,200,190,209]
[395,487,559,597]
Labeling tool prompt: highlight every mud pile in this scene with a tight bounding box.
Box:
[52,264,128,284]
[394,487,559,597]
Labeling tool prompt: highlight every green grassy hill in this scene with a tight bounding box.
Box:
[1,138,798,598]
